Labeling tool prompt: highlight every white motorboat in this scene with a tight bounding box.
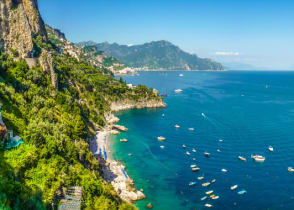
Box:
[230,185,238,190]
[251,155,265,162]
[268,146,274,152]
[238,156,247,161]
[175,89,183,93]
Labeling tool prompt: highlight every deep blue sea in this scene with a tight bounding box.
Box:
[112,71,294,210]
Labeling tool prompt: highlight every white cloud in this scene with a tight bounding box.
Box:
[215,51,240,56]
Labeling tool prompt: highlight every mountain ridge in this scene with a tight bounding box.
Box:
[78,40,224,71]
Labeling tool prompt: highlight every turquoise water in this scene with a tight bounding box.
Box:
[112,71,294,210]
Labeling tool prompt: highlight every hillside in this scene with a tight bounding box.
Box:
[0,0,163,209]
[45,25,135,75]
[80,41,224,70]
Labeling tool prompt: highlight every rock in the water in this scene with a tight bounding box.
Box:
[147,203,153,208]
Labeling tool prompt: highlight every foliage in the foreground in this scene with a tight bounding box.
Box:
[0,52,158,209]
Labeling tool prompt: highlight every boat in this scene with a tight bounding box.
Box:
[175,124,180,128]
[157,136,166,141]
[288,167,294,172]
[192,167,200,172]
[160,145,165,149]
[128,153,132,156]
[179,74,184,77]
[219,139,223,142]
[182,144,187,149]
[190,164,197,168]
[162,114,165,117]
[238,156,247,161]
[211,179,216,183]
[197,176,204,180]
[217,149,221,152]
[188,128,194,131]
[204,204,213,208]
[230,185,238,190]
[211,195,219,200]
[205,190,214,195]
[120,138,128,142]
[186,151,191,156]
[268,146,274,152]
[201,196,207,201]
[251,155,265,162]
[189,181,197,186]
[175,89,183,93]
[192,158,196,160]
[204,152,210,157]
[202,182,210,187]
[238,190,247,195]
[221,169,227,173]
[192,148,196,152]
[201,113,206,118]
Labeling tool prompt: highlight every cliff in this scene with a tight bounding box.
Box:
[0,0,47,58]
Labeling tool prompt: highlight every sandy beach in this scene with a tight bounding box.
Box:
[90,114,146,203]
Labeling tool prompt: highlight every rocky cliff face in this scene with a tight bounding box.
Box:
[0,0,47,58]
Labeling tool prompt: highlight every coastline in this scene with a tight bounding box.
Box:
[90,100,166,204]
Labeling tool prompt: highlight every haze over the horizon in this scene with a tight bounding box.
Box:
[39,0,294,70]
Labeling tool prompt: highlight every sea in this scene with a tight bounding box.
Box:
[111,70,294,210]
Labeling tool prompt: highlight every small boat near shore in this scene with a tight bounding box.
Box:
[120,138,128,142]
[202,182,210,187]
[238,156,247,161]
[182,144,187,149]
[175,124,180,128]
[288,167,294,172]
[157,136,166,141]
[192,148,196,152]
[192,167,200,172]
[179,74,184,77]
[198,176,204,180]
[268,146,274,152]
[217,149,221,152]
[186,151,191,156]
[204,204,213,208]
[201,113,206,118]
[211,179,216,183]
[251,155,265,162]
[201,196,207,201]
[175,89,183,93]
[238,190,247,195]
[160,145,165,149]
[204,152,210,157]
[230,185,238,190]
[221,169,227,173]
[211,195,219,200]
[205,190,214,195]
[188,128,194,131]
[189,181,197,186]
[190,164,197,168]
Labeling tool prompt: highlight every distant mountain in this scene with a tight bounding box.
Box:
[78,41,224,71]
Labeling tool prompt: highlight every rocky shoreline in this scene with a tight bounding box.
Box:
[111,99,167,112]
[90,99,166,204]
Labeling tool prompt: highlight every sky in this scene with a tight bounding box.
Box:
[38,0,294,70]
